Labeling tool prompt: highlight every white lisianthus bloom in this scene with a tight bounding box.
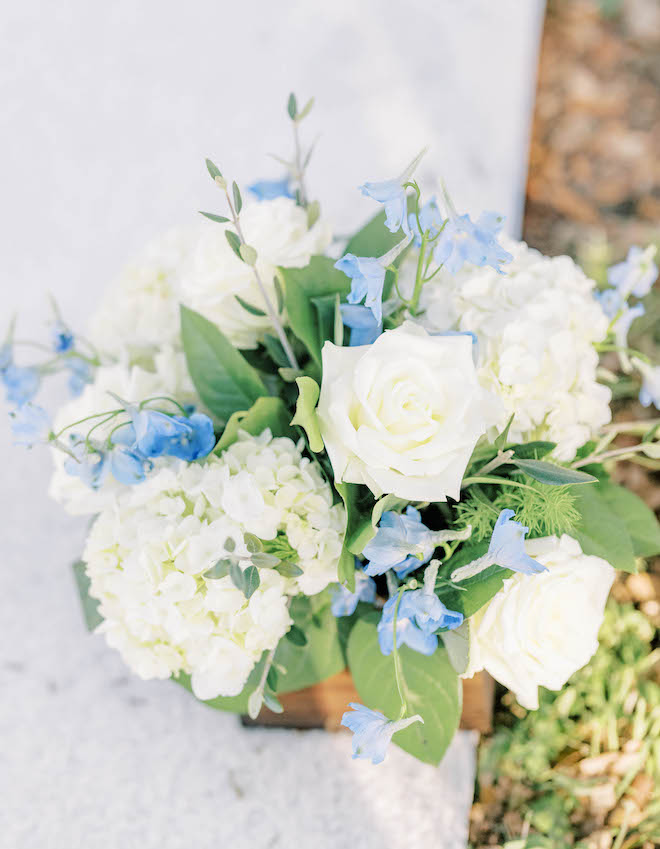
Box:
[405,239,612,460]
[82,430,346,700]
[463,534,615,709]
[317,322,500,501]
[48,357,198,515]
[89,228,196,366]
[181,198,331,349]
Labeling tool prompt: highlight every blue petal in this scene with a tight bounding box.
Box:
[487,509,547,575]
[340,304,382,346]
[331,570,377,617]
[52,321,75,353]
[10,403,51,446]
[3,365,40,406]
[111,446,150,485]
[166,413,216,461]
[247,177,294,201]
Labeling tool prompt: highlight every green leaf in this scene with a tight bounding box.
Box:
[290,376,324,452]
[243,533,263,554]
[242,565,260,599]
[205,158,222,180]
[229,561,244,592]
[275,561,304,578]
[173,658,265,714]
[234,294,266,316]
[572,485,637,572]
[587,482,660,559]
[203,559,232,580]
[311,294,340,352]
[263,689,284,714]
[180,306,266,422]
[199,211,230,224]
[338,546,356,593]
[336,484,405,557]
[239,244,257,266]
[225,229,242,260]
[263,333,289,368]
[306,199,320,228]
[274,596,346,693]
[347,617,461,765]
[266,665,279,690]
[279,256,350,366]
[250,552,280,569]
[512,459,598,486]
[437,543,511,619]
[494,414,515,450]
[214,397,294,454]
[285,625,308,646]
[72,560,103,630]
[287,92,297,120]
[510,441,557,460]
[273,275,285,314]
[232,181,242,214]
[297,96,314,121]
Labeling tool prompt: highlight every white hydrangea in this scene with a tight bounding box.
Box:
[81,430,346,700]
[89,228,196,367]
[181,198,331,349]
[49,357,198,515]
[406,239,612,460]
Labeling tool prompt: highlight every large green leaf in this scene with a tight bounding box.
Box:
[180,305,267,422]
[589,481,660,559]
[273,595,346,693]
[437,543,511,619]
[279,257,350,366]
[72,560,103,630]
[215,397,294,454]
[290,376,323,452]
[173,660,265,714]
[573,484,637,572]
[511,459,597,486]
[347,616,461,765]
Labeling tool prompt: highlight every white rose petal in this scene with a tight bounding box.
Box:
[317,322,500,502]
[464,534,615,709]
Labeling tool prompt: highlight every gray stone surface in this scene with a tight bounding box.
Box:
[0,2,544,846]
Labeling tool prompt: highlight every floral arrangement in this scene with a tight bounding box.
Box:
[5,94,660,768]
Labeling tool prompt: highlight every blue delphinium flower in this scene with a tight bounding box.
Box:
[335,254,387,324]
[340,304,382,346]
[634,360,660,409]
[0,343,12,371]
[2,365,40,407]
[613,303,645,352]
[110,445,152,485]
[341,703,423,765]
[167,412,216,461]
[51,321,74,353]
[363,507,435,578]
[594,288,622,319]
[331,569,377,617]
[248,177,294,201]
[359,149,426,236]
[64,439,109,490]
[486,509,546,575]
[450,509,546,583]
[67,358,93,397]
[607,245,658,298]
[434,211,512,275]
[130,408,193,458]
[408,198,443,247]
[377,590,463,656]
[10,403,51,447]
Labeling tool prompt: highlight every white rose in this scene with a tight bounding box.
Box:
[317,322,499,501]
[89,228,196,365]
[181,197,331,349]
[463,534,615,709]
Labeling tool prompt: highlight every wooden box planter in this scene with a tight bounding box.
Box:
[243,669,494,733]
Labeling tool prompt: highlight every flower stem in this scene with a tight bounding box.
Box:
[225,189,300,370]
[409,232,428,315]
[392,587,409,720]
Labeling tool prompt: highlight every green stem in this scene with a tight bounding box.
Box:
[139,395,187,413]
[392,587,409,720]
[53,408,123,440]
[461,475,538,492]
[596,343,650,363]
[409,232,428,315]
[85,412,123,450]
